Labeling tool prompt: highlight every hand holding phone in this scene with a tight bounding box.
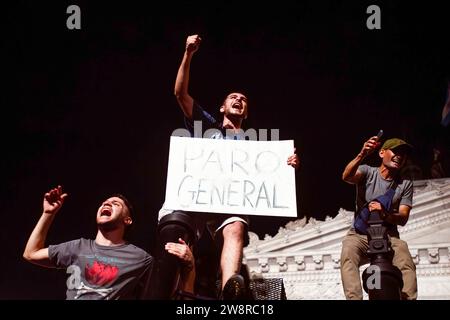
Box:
[376,129,384,140]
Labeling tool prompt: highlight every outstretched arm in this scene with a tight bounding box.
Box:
[23,186,68,268]
[342,136,380,184]
[174,34,202,120]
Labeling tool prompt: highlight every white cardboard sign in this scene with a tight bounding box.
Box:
[163,136,297,217]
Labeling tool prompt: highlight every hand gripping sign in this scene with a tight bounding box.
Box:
[164,137,297,217]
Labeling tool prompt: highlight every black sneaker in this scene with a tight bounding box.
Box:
[221,274,247,300]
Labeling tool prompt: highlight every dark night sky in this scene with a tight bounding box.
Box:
[3,1,449,298]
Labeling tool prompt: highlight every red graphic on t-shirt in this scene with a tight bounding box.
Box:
[85,261,119,286]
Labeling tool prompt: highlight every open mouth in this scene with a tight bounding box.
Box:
[100,207,112,217]
[232,103,242,110]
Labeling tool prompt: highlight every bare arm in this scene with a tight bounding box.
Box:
[385,204,411,226]
[165,238,196,295]
[342,136,380,184]
[174,35,202,119]
[368,202,411,226]
[23,186,68,268]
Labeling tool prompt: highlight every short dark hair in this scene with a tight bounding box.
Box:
[111,193,134,218]
[110,194,135,240]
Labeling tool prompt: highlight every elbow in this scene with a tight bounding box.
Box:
[23,248,39,262]
[23,251,32,262]
[397,209,410,226]
[342,174,351,184]
[174,87,188,101]
[174,92,185,105]
[398,218,408,227]
[174,86,185,99]
[390,215,408,227]
[342,170,349,181]
[342,172,357,185]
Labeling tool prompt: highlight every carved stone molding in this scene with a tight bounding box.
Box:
[313,255,324,270]
[428,248,440,264]
[276,257,288,272]
[331,254,341,269]
[295,256,305,271]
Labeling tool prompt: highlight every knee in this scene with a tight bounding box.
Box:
[392,239,413,257]
[158,212,196,245]
[392,241,416,270]
[392,239,410,253]
[222,221,245,241]
[159,223,189,242]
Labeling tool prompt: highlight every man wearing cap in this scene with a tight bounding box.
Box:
[340,136,417,300]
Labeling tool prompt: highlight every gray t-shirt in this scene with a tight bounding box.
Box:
[48,238,153,300]
[355,165,413,235]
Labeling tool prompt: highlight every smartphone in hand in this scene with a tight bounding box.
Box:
[376,129,384,140]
